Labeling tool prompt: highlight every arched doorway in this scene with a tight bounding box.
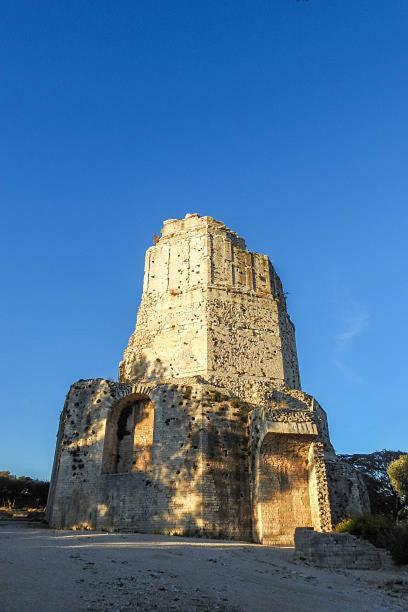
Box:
[102,395,154,474]
[257,433,315,545]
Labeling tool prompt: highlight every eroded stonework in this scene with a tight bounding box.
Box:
[47,213,369,543]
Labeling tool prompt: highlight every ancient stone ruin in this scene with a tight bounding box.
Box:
[294,528,383,569]
[47,213,369,544]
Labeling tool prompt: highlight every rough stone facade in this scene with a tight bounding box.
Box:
[47,213,369,544]
[119,214,300,403]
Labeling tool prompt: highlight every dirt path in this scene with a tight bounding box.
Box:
[0,522,407,611]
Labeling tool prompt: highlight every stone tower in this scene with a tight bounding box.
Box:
[119,214,300,401]
[47,214,369,544]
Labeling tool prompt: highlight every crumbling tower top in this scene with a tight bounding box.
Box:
[160,213,246,249]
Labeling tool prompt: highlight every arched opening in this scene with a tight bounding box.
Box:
[257,433,315,545]
[102,395,154,474]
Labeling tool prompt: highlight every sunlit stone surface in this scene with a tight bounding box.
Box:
[47,214,369,543]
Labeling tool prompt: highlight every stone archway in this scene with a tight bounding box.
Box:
[257,433,315,545]
[102,393,154,474]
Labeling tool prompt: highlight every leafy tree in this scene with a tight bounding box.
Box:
[339,450,404,518]
[0,472,49,509]
[387,455,408,504]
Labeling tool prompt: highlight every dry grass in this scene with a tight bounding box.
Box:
[0,504,45,521]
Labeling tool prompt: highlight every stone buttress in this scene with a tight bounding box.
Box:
[47,214,369,543]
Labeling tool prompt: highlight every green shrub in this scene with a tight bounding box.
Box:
[388,526,408,565]
[335,514,408,565]
[335,513,393,548]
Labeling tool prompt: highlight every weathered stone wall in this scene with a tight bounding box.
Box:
[294,528,382,569]
[48,378,252,539]
[47,379,131,529]
[206,285,299,404]
[48,375,365,541]
[199,390,252,539]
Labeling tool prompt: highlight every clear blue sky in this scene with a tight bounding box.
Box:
[1,1,407,480]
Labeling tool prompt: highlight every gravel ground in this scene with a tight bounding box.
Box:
[0,522,407,612]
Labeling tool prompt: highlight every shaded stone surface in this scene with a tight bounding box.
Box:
[294,527,383,569]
